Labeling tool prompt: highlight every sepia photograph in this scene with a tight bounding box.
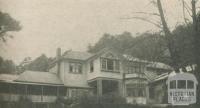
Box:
[0,0,200,108]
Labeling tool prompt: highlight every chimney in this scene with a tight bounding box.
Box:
[56,48,61,76]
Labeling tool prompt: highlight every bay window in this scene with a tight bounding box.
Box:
[100,58,120,72]
[127,65,142,74]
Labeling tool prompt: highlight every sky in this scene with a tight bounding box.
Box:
[0,0,194,64]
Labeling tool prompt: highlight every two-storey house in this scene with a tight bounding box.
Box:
[0,47,173,107]
[48,48,172,104]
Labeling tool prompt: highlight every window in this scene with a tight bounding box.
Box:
[100,58,120,72]
[70,89,87,98]
[149,87,155,99]
[90,61,94,72]
[170,80,176,89]
[101,58,107,70]
[177,80,186,89]
[69,63,74,72]
[59,87,67,96]
[28,85,42,95]
[107,59,114,70]
[126,62,142,74]
[138,88,145,97]
[78,64,82,73]
[115,60,120,71]
[127,66,141,74]
[126,88,145,97]
[0,83,10,93]
[69,62,82,73]
[43,86,57,96]
[127,88,137,97]
[187,80,194,89]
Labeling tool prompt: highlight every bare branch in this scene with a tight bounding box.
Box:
[132,12,160,17]
[184,1,192,10]
[150,0,157,7]
[121,16,162,28]
[185,6,193,17]
[181,0,192,17]
[0,30,6,38]
[182,0,190,24]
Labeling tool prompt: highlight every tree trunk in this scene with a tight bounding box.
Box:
[192,0,200,104]
[156,0,179,71]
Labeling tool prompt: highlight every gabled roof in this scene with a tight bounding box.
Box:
[15,71,63,85]
[62,51,94,61]
[86,47,123,61]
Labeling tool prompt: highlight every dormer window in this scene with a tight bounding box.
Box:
[69,62,82,73]
[100,58,120,72]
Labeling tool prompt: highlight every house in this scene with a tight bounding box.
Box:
[48,48,173,104]
[0,48,173,107]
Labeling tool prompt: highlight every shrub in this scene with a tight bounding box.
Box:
[72,94,127,108]
[16,96,32,108]
[54,97,76,108]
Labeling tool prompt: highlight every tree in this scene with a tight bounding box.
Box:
[88,32,134,53]
[132,0,200,103]
[0,11,21,42]
[87,31,171,64]
[88,33,118,53]
[19,54,54,72]
[26,54,49,72]
[0,56,16,74]
[124,32,169,63]
[171,24,195,67]
[191,0,200,104]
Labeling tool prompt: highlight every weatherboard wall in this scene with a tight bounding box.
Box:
[62,60,89,88]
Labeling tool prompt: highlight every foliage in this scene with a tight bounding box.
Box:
[72,95,126,108]
[88,31,170,64]
[88,31,134,54]
[73,103,148,108]
[0,56,16,74]
[73,95,145,108]
[88,23,198,69]
[19,54,54,72]
[27,54,49,72]
[0,11,21,42]
[171,24,195,68]
[16,96,33,108]
[124,32,169,63]
[55,97,74,108]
